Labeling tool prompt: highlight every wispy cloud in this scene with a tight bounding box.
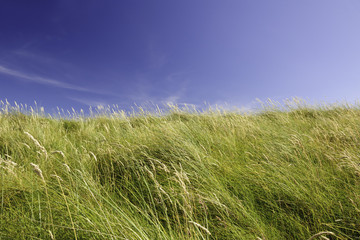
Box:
[208,100,258,113]
[0,65,98,93]
[163,95,181,105]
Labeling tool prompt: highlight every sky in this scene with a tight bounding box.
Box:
[1,0,360,113]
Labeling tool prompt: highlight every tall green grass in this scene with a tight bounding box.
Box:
[1,100,360,239]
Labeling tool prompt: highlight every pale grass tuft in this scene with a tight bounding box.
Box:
[24,131,48,158]
[51,150,65,158]
[189,221,211,235]
[0,157,17,175]
[149,157,170,173]
[63,163,71,172]
[0,157,17,167]
[51,174,63,181]
[30,163,45,181]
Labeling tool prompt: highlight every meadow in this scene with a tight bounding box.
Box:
[0,100,360,239]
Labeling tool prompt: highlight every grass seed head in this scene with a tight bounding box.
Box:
[24,131,48,158]
[63,163,71,172]
[30,162,44,181]
[189,221,211,235]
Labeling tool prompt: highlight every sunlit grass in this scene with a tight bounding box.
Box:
[1,99,360,239]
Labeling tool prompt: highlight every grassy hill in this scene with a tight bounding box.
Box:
[1,101,360,239]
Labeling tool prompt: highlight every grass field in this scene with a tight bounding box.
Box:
[1,100,360,239]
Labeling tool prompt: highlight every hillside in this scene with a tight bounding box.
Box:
[1,103,360,239]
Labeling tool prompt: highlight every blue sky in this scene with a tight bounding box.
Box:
[1,0,360,113]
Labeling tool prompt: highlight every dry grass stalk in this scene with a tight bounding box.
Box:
[307,231,335,240]
[0,157,17,175]
[48,230,54,240]
[89,151,97,161]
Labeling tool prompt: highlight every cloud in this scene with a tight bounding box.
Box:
[163,95,181,105]
[0,65,97,93]
[208,100,258,113]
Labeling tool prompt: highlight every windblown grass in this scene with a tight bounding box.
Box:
[1,100,360,239]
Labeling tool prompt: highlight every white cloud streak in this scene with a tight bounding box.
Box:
[0,65,96,93]
[208,100,258,113]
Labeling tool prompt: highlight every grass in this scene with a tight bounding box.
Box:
[1,99,360,239]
